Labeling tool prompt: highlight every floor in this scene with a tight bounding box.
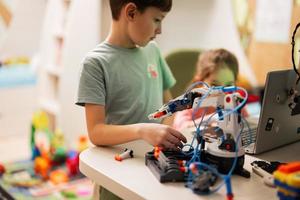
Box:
[0,86,95,199]
[0,86,37,163]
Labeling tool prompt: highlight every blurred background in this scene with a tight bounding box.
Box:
[0,0,299,167]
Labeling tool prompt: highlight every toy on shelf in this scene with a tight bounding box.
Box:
[0,56,36,88]
[1,56,30,66]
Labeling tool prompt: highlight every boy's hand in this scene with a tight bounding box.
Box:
[137,123,187,150]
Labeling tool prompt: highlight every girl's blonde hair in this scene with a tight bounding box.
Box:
[192,48,239,83]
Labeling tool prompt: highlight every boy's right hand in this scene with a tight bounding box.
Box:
[137,123,187,150]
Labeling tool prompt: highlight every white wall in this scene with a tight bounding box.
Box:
[0,0,46,58]
[59,0,102,148]
[156,0,257,85]
[0,0,44,143]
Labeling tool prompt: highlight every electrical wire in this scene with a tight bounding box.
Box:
[183,83,249,198]
[185,120,245,196]
[291,22,300,85]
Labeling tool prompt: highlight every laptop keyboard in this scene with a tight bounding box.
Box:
[241,128,257,147]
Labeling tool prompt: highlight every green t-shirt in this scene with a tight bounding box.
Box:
[76,41,175,199]
[76,41,176,125]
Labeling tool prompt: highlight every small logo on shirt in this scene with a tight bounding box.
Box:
[147,64,158,79]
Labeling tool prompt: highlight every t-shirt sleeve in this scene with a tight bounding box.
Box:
[76,57,106,106]
[156,46,176,91]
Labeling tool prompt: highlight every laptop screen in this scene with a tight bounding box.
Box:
[245,102,261,119]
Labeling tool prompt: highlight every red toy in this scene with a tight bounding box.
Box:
[66,151,79,176]
[0,163,5,175]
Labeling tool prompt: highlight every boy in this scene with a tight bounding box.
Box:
[76,0,186,199]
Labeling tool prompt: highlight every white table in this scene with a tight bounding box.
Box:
[79,133,300,200]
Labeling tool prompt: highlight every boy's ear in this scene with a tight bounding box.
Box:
[124,3,137,21]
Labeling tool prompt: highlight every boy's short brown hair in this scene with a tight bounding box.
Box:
[194,48,239,82]
[109,0,172,20]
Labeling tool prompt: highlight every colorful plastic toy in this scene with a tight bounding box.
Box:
[273,161,300,200]
[115,148,134,161]
[61,190,77,198]
[66,150,79,176]
[0,163,5,175]
[34,156,50,179]
[51,147,67,164]
[77,135,88,152]
[49,169,69,184]
[31,111,50,160]
[2,56,30,66]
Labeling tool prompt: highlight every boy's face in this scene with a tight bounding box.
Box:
[127,6,167,47]
[204,66,236,87]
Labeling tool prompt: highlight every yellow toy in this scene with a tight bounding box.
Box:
[51,129,65,149]
[49,169,69,185]
[32,111,49,131]
[3,56,30,65]
[77,135,88,152]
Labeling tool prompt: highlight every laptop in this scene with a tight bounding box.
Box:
[243,69,300,154]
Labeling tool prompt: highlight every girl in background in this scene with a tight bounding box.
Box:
[172,48,241,131]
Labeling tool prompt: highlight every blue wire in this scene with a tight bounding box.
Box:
[185,81,210,94]
[183,84,249,195]
[187,122,245,195]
